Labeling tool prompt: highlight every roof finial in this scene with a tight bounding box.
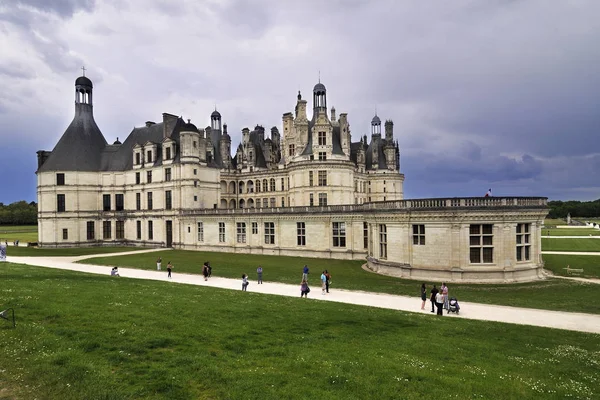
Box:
[81,65,86,76]
[214,104,217,111]
[187,119,191,124]
[318,70,320,83]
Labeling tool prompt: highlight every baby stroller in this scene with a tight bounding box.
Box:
[447,297,460,314]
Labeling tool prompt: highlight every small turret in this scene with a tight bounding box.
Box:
[330,106,336,122]
[385,120,394,141]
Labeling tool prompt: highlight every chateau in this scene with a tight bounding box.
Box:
[36,75,548,282]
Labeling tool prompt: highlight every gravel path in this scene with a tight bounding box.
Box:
[6,249,600,335]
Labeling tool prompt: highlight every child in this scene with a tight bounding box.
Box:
[111,267,120,277]
[300,279,310,298]
[242,274,249,291]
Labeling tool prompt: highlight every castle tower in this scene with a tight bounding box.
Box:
[385,119,394,141]
[313,81,327,112]
[220,123,232,168]
[180,119,201,163]
[371,114,382,136]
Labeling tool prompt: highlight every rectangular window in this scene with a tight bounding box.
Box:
[193,168,197,175]
[282,197,285,207]
[103,221,111,239]
[136,220,142,240]
[147,171,152,183]
[116,221,125,240]
[318,131,326,146]
[57,194,66,212]
[318,152,326,161]
[86,221,95,240]
[219,222,226,243]
[237,222,246,243]
[147,192,153,210]
[146,150,152,163]
[270,179,276,192]
[281,178,285,191]
[297,222,306,246]
[136,193,141,210]
[115,194,124,211]
[288,144,295,156]
[363,222,369,249]
[56,173,65,186]
[318,193,327,206]
[332,222,346,247]
[135,153,140,165]
[62,228,68,240]
[470,224,494,263]
[379,224,387,259]
[194,181,198,187]
[165,168,172,182]
[309,193,314,206]
[197,222,204,242]
[412,224,425,245]
[262,198,268,208]
[193,141,197,148]
[309,171,314,187]
[264,222,275,244]
[270,198,275,208]
[136,172,140,184]
[103,194,111,211]
[165,190,172,210]
[148,221,153,240]
[516,223,531,261]
[252,222,258,234]
[194,195,197,201]
[166,147,171,160]
[318,171,327,186]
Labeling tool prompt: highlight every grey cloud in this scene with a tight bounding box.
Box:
[15,0,95,18]
[0,62,36,79]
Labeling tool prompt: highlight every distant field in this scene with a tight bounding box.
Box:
[0,225,38,243]
[543,254,600,278]
[542,238,600,252]
[6,246,150,257]
[542,218,565,227]
[543,228,600,236]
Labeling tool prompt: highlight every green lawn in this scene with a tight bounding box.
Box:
[6,246,151,257]
[542,218,565,227]
[0,264,598,400]
[543,228,600,236]
[81,250,600,314]
[542,238,600,252]
[543,254,600,278]
[0,225,38,243]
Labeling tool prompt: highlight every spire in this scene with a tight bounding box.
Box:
[81,65,86,76]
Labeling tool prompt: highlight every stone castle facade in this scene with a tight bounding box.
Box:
[36,75,548,282]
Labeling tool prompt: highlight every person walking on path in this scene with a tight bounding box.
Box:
[257,265,263,284]
[441,283,449,310]
[156,257,162,271]
[320,271,327,295]
[242,274,249,291]
[430,285,439,313]
[420,283,427,310]
[302,265,309,281]
[207,262,212,278]
[300,279,310,298]
[325,270,331,293]
[167,262,173,279]
[435,290,444,315]
[202,262,209,281]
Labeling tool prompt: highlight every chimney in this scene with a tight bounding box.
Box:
[162,113,178,138]
[145,121,156,127]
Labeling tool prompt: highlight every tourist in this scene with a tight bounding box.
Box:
[430,285,439,313]
[302,265,309,281]
[242,274,249,291]
[156,257,162,271]
[207,262,212,277]
[257,265,263,284]
[435,290,444,315]
[441,283,449,310]
[320,271,327,295]
[111,267,120,277]
[202,262,209,281]
[300,279,310,298]
[167,262,173,279]
[420,283,427,310]
[325,270,331,293]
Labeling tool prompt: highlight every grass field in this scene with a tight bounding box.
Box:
[542,238,600,252]
[543,228,600,236]
[543,254,600,278]
[0,263,598,400]
[542,218,565,227]
[81,250,600,314]
[6,246,150,257]
[0,225,38,243]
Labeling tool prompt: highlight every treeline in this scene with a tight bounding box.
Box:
[0,201,37,225]
[548,199,600,219]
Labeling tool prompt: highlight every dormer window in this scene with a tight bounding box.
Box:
[318,131,326,146]
[135,153,141,165]
[166,147,171,160]
[147,150,152,163]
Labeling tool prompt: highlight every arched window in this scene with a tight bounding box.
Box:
[255,180,261,193]
[270,178,276,192]
[262,179,268,192]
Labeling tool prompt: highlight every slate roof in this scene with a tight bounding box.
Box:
[300,114,345,156]
[37,103,108,172]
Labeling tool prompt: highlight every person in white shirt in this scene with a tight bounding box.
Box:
[435,291,444,315]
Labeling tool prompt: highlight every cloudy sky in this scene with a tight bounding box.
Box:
[1,0,599,204]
